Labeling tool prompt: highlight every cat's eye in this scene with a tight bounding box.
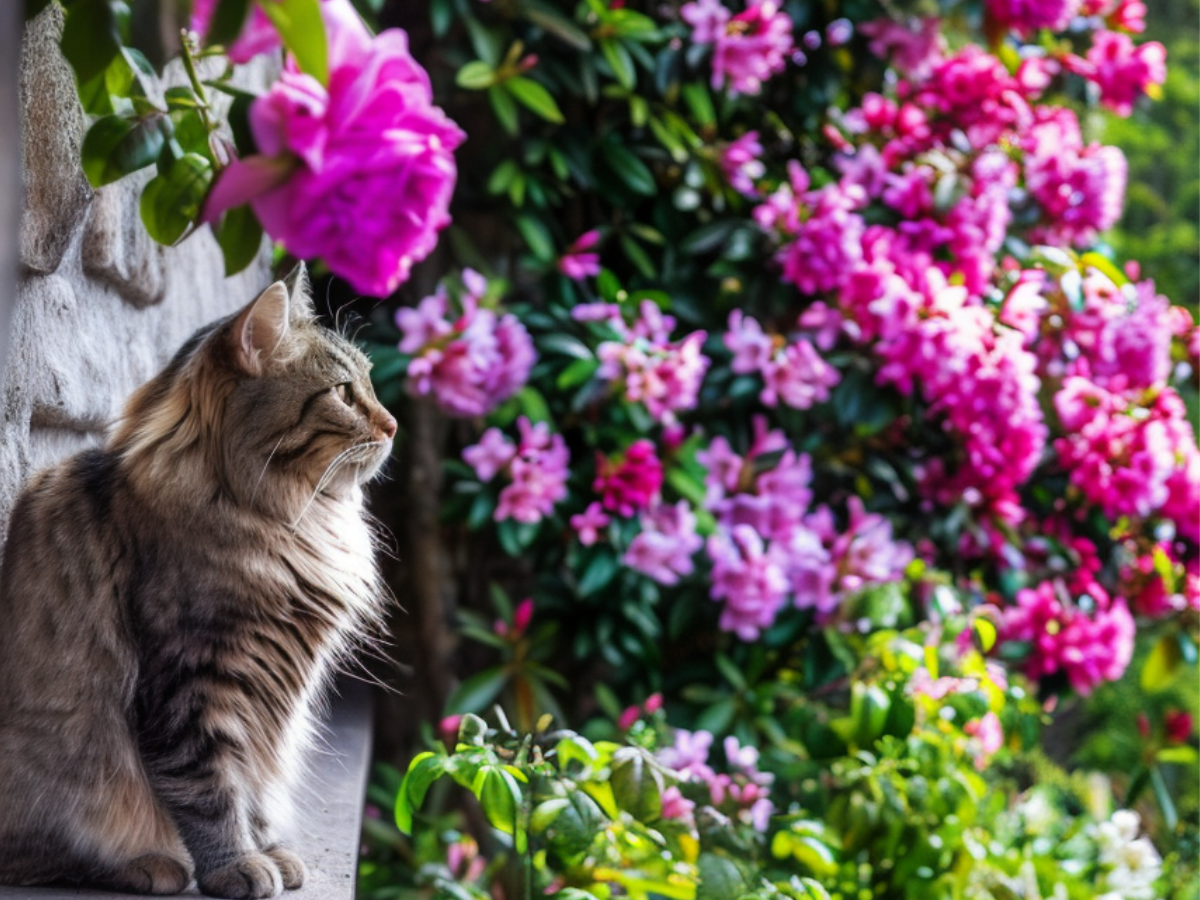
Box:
[333,383,354,405]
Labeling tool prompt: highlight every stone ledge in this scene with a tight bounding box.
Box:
[0,679,372,900]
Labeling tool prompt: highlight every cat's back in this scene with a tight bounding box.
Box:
[0,446,138,694]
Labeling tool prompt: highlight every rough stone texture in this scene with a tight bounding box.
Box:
[2,9,272,538]
[18,6,92,276]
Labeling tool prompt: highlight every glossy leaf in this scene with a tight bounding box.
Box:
[261,0,328,86]
[61,0,122,86]
[506,77,565,124]
[81,115,164,187]
[139,153,213,245]
[213,204,265,276]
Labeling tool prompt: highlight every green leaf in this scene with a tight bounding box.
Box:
[609,747,662,822]
[81,115,164,187]
[602,143,656,196]
[488,85,519,136]
[514,214,555,262]
[139,153,213,245]
[619,233,655,279]
[520,1,591,49]
[1079,251,1128,287]
[204,0,253,49]
[61,0,122,86]
[394,751,446,833]
[475,767,527,851]
[456,60,496,90]
[506,77,565,124]
[1150,765,1179,832]
[1157,745,1200,766]
[696,854,747,900]
[973,617,997,654]
[558,357,599,390]
[444,666,507,715]
[1141,633,1183,692]
[212,205,265,276]
[261,0,328,86]
[681,82,715,127]
[517,385,551,422]
[538,333,593,360]
[430,0,453,36]
[578,549,619,596]
[599,38,635,89]
[487,159,520,195]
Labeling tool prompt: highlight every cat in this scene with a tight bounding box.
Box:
[0,265,396,899]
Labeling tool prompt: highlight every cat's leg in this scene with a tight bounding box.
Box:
[250,798,306,890]
[96,854,192,895]
[143,740,283,900]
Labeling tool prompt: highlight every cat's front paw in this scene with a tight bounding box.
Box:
[104,853,192,895]
[198,854,283,900]
[263,845,306,890]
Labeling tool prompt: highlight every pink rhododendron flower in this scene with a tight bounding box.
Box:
[660,786,696,821]
[624,501,704,586]
[594,440,664,517]
[464,418,569,524]
[657,729,716,782]
[721,132,766,196]
[707,525,790,639]
[204,0,464,297]
[858,17,943,79]
[570,502,611,546]
[724,313,841,410]
[681,0,794,95]
[1074,30,1166,116]
[1001,581,1135,694]
[397,273,535,417]
[985,0,1081,35]
[557,230,602,281]
[964,711,1004,768]
[594,301,710,423]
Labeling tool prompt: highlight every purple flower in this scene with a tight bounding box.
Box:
[720,132,766,196]
[658,729,716,782]
[857,17,943,79]
[570,502,611,546]
[624,501,704,585]
[464,418,569,524]
[557,230,602,281]
[724,309,775,373]
[463,427,515,481]
[204,0,464,297]
[985,0,1081,34]
[707,525,790,639]
[761,339,840,409]
[397,273,535,417]
[1076,29,1167,117]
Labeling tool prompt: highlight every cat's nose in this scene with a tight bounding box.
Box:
[377,412,397,440]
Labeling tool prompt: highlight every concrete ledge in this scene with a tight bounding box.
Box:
[0,679,372,900]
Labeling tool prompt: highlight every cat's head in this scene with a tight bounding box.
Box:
[113,265,397,520]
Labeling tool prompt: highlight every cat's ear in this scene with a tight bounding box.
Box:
[234,281,290,374]
[283,261,315,323]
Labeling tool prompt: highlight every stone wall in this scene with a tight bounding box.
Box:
[1,8,272,536]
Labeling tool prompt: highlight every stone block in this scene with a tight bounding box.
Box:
[18,6,92,276]
[82,173,168,308]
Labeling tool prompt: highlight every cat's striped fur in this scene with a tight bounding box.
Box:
[0,268,395,899]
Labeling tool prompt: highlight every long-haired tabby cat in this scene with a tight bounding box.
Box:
[0,266,396,899]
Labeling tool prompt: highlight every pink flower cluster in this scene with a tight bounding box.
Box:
[724,310,840,410]
[1001,581,1135,694]
[1071,29,1167,116]
[698,419,912,638]
[203,0,463,297]
[578,300,710,424]
[985,0,1081,35]
[396,270,535,417]
[463,418,570,523]
[720,132,766,197]
[624,501,704,586]
[657,730,774,831]
[680,0,794,95]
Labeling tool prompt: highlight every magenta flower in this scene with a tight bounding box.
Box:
[623,501,704,586]
[463,428,517,482]
[594,439,664,517]
[397,272,535,417]
[557,230,602,281]
[724,309,775,372]
[657,729,715,782]
[1077,30,1166,116]
[858,17,943,79]
[682,0,794,96]
[761,339,840,410]
[964,711,1004,769]
[985,0,1081,34]
[1001,581,1135,695]
[204,0,465,297]
[570,502,611,546]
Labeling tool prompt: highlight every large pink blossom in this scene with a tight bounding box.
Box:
[594,440,664,517]
[204,0,464,296]
[681,0,794,96]
[707,525,790,639]
[397,272,535,417]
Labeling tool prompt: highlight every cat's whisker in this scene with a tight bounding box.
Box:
[251,434,289,506]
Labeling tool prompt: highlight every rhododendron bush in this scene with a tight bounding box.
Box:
[39,0,1199,896]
